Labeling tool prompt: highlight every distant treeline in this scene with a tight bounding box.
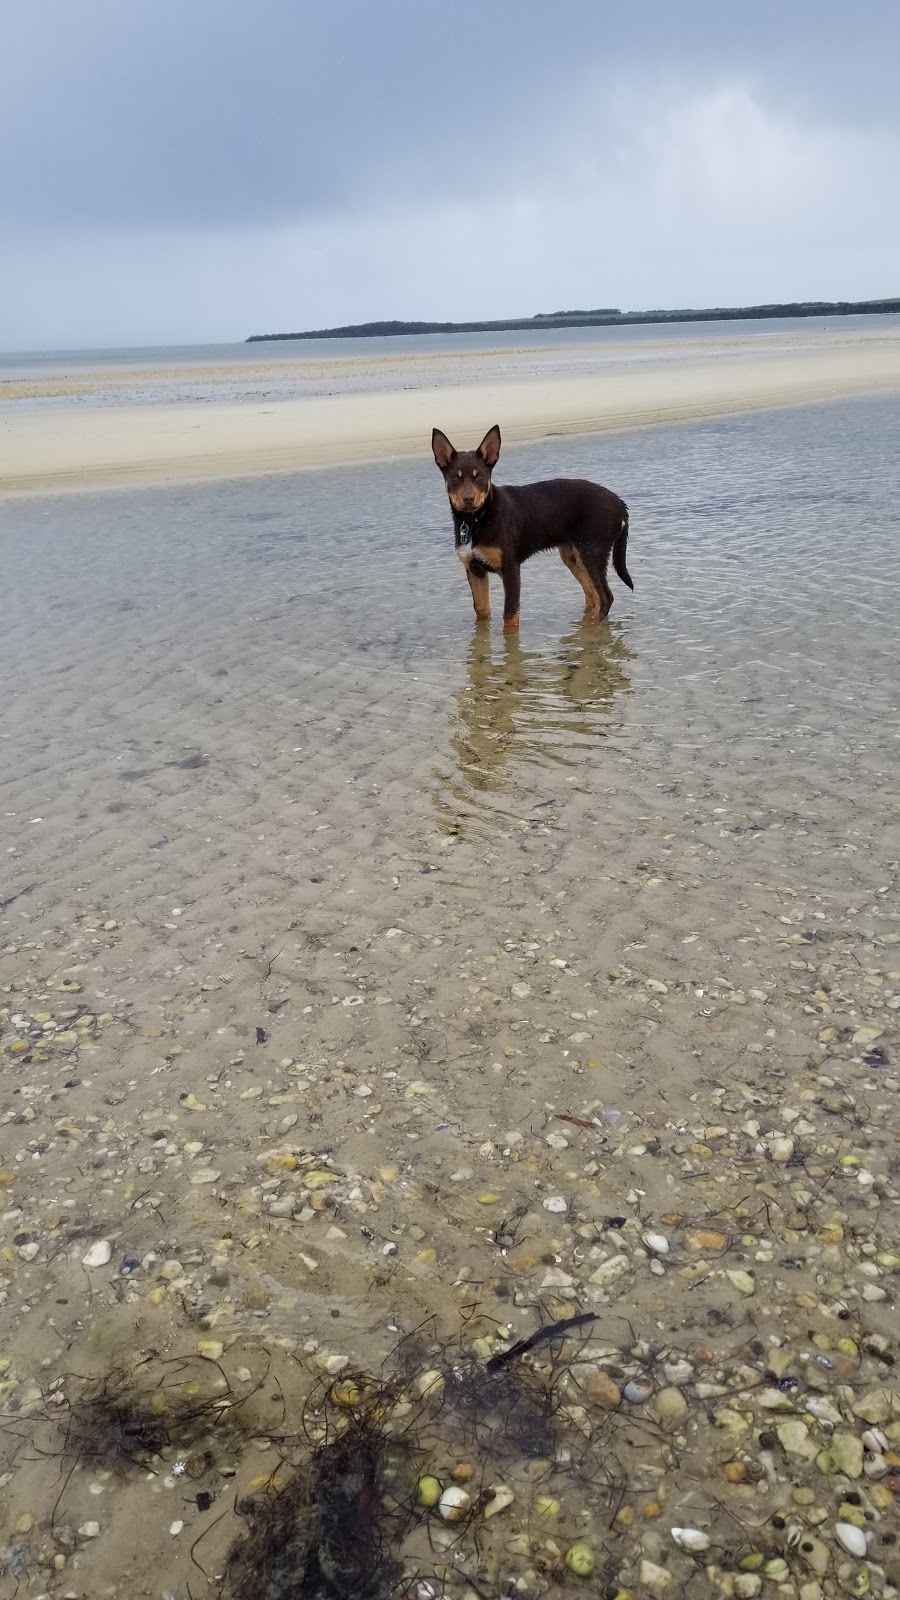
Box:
[247,298,900,343]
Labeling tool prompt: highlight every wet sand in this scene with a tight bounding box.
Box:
[2,324,900,494]
[1,399,899,1596]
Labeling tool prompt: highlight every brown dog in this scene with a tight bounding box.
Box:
[432,425,632,632]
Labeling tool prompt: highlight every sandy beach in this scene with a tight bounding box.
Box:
[2,324,900,494]
[1,392,898,1597]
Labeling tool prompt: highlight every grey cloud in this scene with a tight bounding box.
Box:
[3,0,899,230]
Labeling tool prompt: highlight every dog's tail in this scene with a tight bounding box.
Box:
[612,506,634,590]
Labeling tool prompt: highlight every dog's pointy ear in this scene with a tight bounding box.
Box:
[477,425,501,467]
[432,428,456,469]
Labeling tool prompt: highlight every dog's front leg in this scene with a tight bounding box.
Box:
[466,565,491,621]
[501,563,521,634]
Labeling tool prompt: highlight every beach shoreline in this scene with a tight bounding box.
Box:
[2,326,899,496]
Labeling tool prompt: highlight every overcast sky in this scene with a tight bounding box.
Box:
[2,0,899,349]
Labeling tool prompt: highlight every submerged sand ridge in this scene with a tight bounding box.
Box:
[1,403,899,1594]
[2,325,900,494]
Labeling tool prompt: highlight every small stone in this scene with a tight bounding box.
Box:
[623,1378,654,1405]
[588,1255,631,1288]
[533,1495,562,1517]
[638,1559,673,1593]
[505,1245,540,1271]
[543,1196,568,1213]
[197,1340,224,1362]
[725,1269,755,1296]
[417,1476,442,1508]
[82,1240,112,1268]
[829,1433,864,1479]
[733,1578,763,1598]
[565,1543,596,1578]
[541,1268,574,1289]
[652,1387,689,1429]
[686,1229,728,1254]
[834,1523,867,1557]
[662,1359,694,1385]
[853,1388,895,1426]
[304,1170,341,1189]
[78,1520,101,1539]
[777,1420,819,1461]
[483,1485,514,1517]
[265,1153,299,1173]
[585,1371,622,1410]
[797,1536,829,1575]
[413,1369,445,1401]
[14,1513,34,1534]
[770,1137,794,1162]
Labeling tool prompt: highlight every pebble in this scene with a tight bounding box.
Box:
[827,1433,864,1478]
[638,1559,673,1593]
[81,1240,112,1268]
[725,1268,755,1296]
[483,1485,514,1517]
[623,1377,654,1405]
[413,1369,445,1401]
[652,1387,689,1428]
[543,1196,568,1213]
[564,1542,595,1578]
[78,1521,100,1539]
[438,1486,471,1522]
[585,1370,622,1410]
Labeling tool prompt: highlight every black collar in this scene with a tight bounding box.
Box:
[455,505,487,546]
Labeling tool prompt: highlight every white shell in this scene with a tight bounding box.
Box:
[834,1523,868,1558]
[671,1527,711,1553]
[438,1486,472,1522]
[642,1231,670,1255]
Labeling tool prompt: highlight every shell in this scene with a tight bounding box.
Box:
[438,1485,471,1522]
[835,1523,868,1558]
[671,1527,711,1553]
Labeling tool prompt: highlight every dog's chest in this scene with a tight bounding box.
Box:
[456,540,503,572]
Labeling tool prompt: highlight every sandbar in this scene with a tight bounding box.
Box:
[2,326,899,494]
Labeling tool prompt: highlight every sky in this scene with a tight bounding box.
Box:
[2,0,899,350]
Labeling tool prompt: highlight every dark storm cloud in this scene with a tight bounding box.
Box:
[3,0,899,230]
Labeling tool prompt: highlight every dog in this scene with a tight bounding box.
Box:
[431,424,632,633]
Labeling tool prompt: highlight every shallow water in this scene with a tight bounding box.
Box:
[1,396,898,1596]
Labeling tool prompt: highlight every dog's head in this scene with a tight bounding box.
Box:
[431,425,501,516]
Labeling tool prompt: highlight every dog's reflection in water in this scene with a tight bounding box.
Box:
[442,624,634,813]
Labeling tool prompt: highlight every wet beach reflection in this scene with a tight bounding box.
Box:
[436,622,634,830]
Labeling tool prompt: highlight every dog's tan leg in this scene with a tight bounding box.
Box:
[467,567,491,621]
[560,543,602,620]
[501,564,521,633]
